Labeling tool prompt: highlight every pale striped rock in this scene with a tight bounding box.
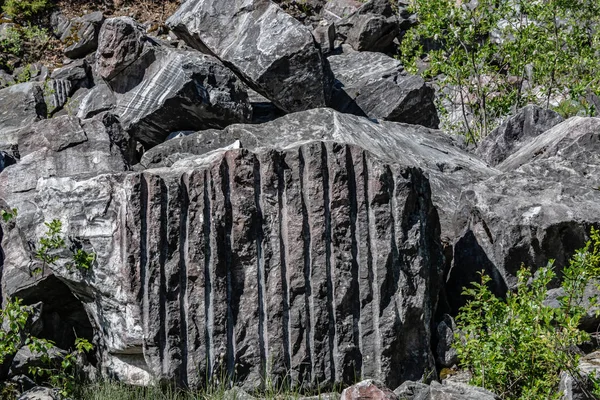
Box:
[166,0,333,113]
[96,17,252,147]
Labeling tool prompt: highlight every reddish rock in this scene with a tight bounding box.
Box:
[341,380,399,400]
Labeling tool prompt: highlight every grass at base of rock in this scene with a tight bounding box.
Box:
[78,380,339,400]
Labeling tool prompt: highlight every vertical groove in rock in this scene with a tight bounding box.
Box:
[159,179,169,373]
[220,157,235,377]
[298,146,314,383]
[362,153,381,377]
[139,175,149,305]
[321,143,338,384]
[277,154,292,372]
[203,170,214,378]
[178,174,190,386]
[254,156,268,380]
[346,146,362,378]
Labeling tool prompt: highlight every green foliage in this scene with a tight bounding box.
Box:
[71,248,96,271]
[1,0,52,22]
[401,0,600,141]
[34,218,65,275]
[1,208,17,222]
[33,217,96,274]
[0,298,94,398]
[454,228,600,399]
[0,24,50,72]
[0,26,22,56]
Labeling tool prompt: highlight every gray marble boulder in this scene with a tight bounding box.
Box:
[328,50,439,128]
[62,11,105,59]
[0,82,46,139]
[95,17,252,148]
[166,0,333,113]
[475,104,564,166]
[335,0,400,52]
[0,110,446,390]
[395,380,499,400]
[448,117,600,311]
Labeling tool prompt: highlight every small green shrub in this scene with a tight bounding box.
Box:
[454,228,600,399]
[2,0,52,22]
[33,218,97,274]
[0,298,93,398]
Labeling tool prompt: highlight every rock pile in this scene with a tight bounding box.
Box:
[0,0,598,397]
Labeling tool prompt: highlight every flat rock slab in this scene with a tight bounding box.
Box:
[328,50,439,128]
[166,0,333,112]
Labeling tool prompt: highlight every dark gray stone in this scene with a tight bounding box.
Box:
[394,380,498,400]
[50,59,92,90]
[95,17,147,81]
[0,82,46,137]
[313,22,336,54]
[436,314,457,368]
[96,17,252,147]
[9,345,65,377]
[63,11,105,59]
[328,50,439,128]
[475,105,564,166]
[335,0,400,52]
[166,0,333,113]
[69,82,116,119]
[0,70,15,88]
[448,117,600,312]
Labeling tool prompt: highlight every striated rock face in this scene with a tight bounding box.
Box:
[166,0,333,113]
[95,17,252,148]
[328,50,439,128]
[0,110,444,390]
[140,108,496,243]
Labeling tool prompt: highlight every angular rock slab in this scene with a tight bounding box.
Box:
[328,50,439,128]
[166,0,333,112]
[2,140,444,390]
[96,17,252,147]
[0,82,46,140]
[475,104,563,167]
[448,117,600,311]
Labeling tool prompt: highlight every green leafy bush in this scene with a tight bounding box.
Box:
[401,0,600,141]
[1,0,52,22]
[33,218,97,274]
[454,228,600,399]
[0,298,93,398]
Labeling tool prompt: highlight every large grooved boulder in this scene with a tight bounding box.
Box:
[328,50,439,128]
[1,113,445,390]
[166,0,333,113]
[96,17,252,148]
